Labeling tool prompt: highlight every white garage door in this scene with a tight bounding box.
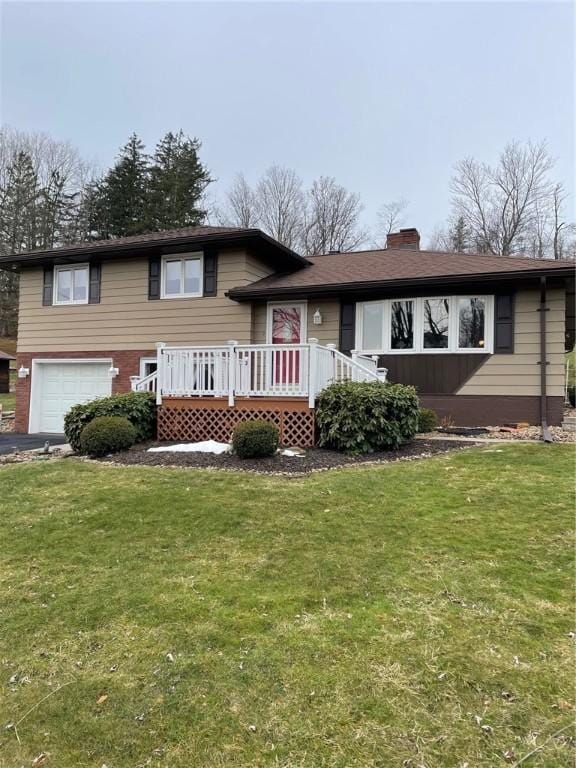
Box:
[32,362,112,433]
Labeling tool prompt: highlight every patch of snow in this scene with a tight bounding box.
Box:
[280,449,305,457]
[148,440,231,454]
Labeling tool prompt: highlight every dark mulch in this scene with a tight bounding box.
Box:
[94,439,476,475]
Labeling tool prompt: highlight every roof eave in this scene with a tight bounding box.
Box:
[228,266,575,301]
[0,230,310,271]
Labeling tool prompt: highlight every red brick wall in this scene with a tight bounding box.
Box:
[15,350,155,432]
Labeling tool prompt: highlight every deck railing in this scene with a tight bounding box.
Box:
[132,339,386,406]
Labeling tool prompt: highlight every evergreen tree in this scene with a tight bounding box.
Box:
[0,151,40,255]
[148,131,211,230]
[0,151,40,336]
[446,215,471,252]
[94,134,150,238]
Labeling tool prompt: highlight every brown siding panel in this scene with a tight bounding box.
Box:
[378,354,488,394]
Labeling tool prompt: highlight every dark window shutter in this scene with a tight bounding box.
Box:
[148,256,161,300]
[339,301,356,355]
[494,293,514,353]
[203,250,218,297]
[42,266,53,306]
[88,263,101,304]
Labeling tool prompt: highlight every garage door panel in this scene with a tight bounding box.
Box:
[32,362,112,433]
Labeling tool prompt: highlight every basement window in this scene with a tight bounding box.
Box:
[53,264,89,305]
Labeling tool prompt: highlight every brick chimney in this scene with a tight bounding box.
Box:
[386,228,420,250]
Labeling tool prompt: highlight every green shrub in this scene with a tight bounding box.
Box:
[316,381,419,454]
[417,407,438,433]
[64,391,156,452]
[232,420,279,459]
[79,416,137,457]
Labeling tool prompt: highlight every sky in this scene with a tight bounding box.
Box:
[1,0,574,246]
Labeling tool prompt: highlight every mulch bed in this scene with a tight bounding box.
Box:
[94,439,476,476]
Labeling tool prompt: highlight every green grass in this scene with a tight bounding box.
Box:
[0,445,574,767]
[566,348,576,387]
[0,391,15,411]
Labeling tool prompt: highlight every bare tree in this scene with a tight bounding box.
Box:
[215,173,259,228]
[301,176,366,255]
[374,199,408,246]
[255,165,305,250]
[450,140,563,257]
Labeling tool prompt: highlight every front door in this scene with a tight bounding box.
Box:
[267,303,307,388]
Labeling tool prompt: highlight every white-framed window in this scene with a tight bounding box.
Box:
[139,357,158,378]
[356,295,493,354]
[161,253,203,298]
[53,264,89,305]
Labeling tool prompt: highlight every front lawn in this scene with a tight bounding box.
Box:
[0,445,574,767]
[0,391,15,411]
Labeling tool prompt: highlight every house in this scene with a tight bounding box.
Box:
[0,225,573,444]
[0,349,15,394]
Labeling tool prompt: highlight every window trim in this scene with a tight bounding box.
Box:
[355,296,494,355]
[53,263,90,306]
[266,301,308,344]
[139,357,158,378]
[160,252,204,299]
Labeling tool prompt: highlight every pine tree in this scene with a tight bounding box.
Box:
[148,131,211,230]
[0,151,40,255]
[94,134,150,238]
[446,215,471,252]
[0,151,40,335]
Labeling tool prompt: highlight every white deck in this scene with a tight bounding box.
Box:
[131,340,387,407]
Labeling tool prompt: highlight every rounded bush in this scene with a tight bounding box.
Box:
[316,381,419,454]
[232,420,279,459]
[64,391,156,452]
[417,407,438,433]
[79,416,137,457]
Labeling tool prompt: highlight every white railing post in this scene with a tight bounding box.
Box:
[156,342,165,405]
[130,375,140,392]
[307,337,318,408]
[227,340,237,407]
[351,349,359,382]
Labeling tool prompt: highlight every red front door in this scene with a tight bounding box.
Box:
[270,304,304,386]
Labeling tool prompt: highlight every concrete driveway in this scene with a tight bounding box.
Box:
[0,433,66,455]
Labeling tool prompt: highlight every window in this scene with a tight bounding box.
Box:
[54,265,89,305]
[458,297,486,349]
[390,300,414,350]
[423,298,450,349]
[355,296,493,354]
[361,302,384,351]
[139,358,158,378]
[161,253,203,298]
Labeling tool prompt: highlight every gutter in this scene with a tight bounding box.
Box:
[228,267,574,301]
[539,276,553,442]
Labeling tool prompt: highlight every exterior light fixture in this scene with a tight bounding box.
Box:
[108,366,119,378]
[313,309,323,325]
[18,366,30,379]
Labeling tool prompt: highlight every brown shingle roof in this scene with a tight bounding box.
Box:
[229,247,575,299]
[0,225,309,270]
[19,225,246,257]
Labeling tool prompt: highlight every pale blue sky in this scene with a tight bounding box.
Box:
[1,1,574,244]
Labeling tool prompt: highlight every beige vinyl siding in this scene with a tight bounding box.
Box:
[245,254,275,283]
[17,249,261,352]
[458,287,565,397]
[251,300,340,345]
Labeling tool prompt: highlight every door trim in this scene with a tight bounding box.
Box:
[29,358,113,434]
[266,301,308,344]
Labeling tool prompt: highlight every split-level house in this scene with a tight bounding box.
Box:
[0,225,573,445]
